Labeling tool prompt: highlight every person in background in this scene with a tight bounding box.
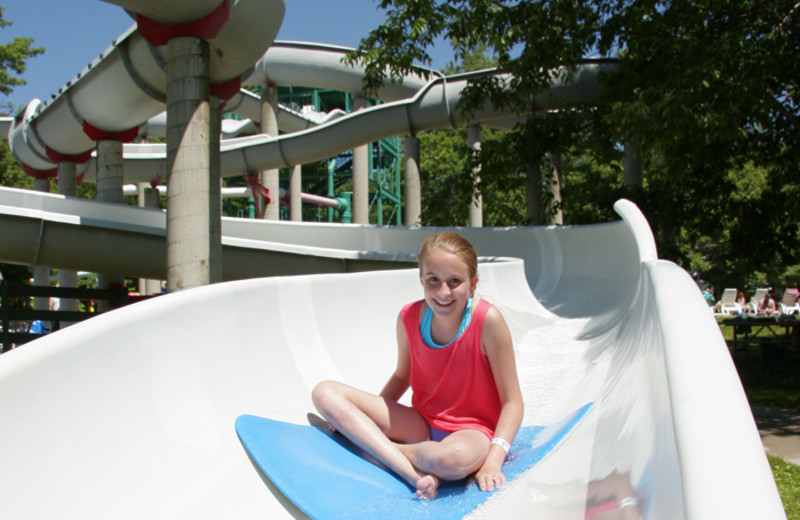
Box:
[758,288,780,316]
[50,295,61,331]
[736,291,753,315]
[703,285,715,307]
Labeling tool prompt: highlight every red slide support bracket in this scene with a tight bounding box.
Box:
[83,121,140,143]
[135,0,231,47]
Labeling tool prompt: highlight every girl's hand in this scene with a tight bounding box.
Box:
[474,463,506,492]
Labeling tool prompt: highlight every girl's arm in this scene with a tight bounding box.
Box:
[380,313,412,402]
[475,305,524,491]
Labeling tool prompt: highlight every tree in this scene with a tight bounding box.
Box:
[0,139,33,284]
[0,139,30,188]
[0,7,46,284]
[0,6,44,114]
[348,0,800,288]
[415,44,534,226]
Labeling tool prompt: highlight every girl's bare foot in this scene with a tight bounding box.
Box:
[416,474,439,499]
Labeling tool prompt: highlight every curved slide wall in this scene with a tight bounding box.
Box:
[0,201,783,519]
[0,186,420,282]
[0,185,636,316]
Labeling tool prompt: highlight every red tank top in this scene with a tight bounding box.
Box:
[401,298,502,439]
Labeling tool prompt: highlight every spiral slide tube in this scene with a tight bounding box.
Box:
[103,59,612,185]
[8,1,288,176]
[7,21,612,183]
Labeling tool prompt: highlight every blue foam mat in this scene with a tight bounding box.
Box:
[236,402,592,519]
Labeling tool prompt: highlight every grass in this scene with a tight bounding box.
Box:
[718,319,800,412]
[770,455,800,520]
[719,318,800,518]
[735,357,800,412]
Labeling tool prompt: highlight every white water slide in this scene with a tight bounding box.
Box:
[0,0,784,518]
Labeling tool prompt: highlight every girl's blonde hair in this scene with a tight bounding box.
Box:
[418,231,478,280]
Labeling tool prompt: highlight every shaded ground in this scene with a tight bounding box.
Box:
[752,403,800,466]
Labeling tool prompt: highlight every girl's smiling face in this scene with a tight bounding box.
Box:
[420,248,478,318]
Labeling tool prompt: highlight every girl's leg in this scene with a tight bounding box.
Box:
[311,380,437,497]
[398,429,490,481]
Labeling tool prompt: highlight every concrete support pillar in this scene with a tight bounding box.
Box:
[260,84,280,220]
[32,264,51,314]
[546,151,564,225]
[138,182,161,208]
[96,140,124,204]
[96,140,125,310]
[526,161,544,226]
[403,135,421,226]
[289,164,302,221]
[467,124,483,227]
[57,161,77,197]
[208,95,223,284]
[57,162,79,315]
[624,141,643,190]
[165,36,221,292]
[138,183,163,296]
[32,177,51,311]
[33,177,50,193]
[351,95,369,224]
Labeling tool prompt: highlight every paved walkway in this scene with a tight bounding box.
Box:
[751,403,800,466]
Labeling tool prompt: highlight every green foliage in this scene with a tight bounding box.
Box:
[442,42,496,75]
[0,139,32,189]
[414,43,534,226]
[559,145,622,225]
[358,0,799,290]
[601,0,798,169]
[783,265,800,288]
[723,326,799,518]
[474,131,534,226]
[0,8,43,197]
[0,6,45,113]
[76,180,95,199]
[348,0,602,115]
[735,355,800,412]
[418,127,471,226]
[0,262,30,285]
[418,125,535,227]
[769,455,800,520]
[594,0,800,288]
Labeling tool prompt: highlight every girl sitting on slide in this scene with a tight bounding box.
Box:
[312,231,524,499]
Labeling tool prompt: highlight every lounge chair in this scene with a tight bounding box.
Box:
[780,288,800,315]
[718,288,741,316]
[751,288,769,314]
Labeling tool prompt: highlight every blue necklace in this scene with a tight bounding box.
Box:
[420,298,472,349]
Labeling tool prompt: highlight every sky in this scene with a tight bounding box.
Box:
[1,0,456,112]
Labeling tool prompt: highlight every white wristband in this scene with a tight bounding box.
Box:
[491,437,510,453]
